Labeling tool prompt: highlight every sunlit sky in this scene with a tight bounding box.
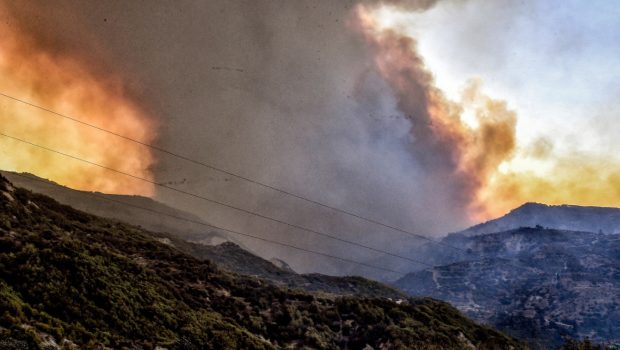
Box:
[375,0,620,168]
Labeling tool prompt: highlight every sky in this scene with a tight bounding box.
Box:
[1,0,619,276]
[364,0,620,218]
[376,0,620,157]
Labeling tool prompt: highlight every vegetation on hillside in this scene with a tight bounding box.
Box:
[0,175,526,349]
[158,234,406,299]
[2,170,416,299]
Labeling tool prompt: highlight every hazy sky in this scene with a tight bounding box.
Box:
[377,0,620,158]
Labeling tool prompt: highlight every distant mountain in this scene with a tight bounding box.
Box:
[456,202,620,237]
[0,174,526,349]
[394,227,620,349]
[361,202,620,283]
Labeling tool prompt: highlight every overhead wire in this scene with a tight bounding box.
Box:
[0,93,544,274]
[0,92,464,253]
[4,171,406,275]
[0,131,433,269]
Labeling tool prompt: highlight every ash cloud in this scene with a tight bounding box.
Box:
[355,6,518,220]
[2,0,479,277]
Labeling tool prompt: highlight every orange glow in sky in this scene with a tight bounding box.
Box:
[0,12,156,196]
[356,4,620,220]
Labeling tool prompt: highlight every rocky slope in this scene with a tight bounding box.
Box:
[395,227,620,349]
[0,174,526,349]
[363,202,620,283]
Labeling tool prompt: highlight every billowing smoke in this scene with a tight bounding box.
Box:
[354,0,620,221]
[0,0,473,277]
[354,4,517,220]
[3,0,619,278]
[0,2,156,195]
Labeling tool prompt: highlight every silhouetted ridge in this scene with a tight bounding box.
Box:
[456,202,620,237]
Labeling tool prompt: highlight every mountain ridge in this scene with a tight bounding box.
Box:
[455,202,620,237]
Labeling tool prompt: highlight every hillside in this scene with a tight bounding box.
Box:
[456,202,620,237]
[152,235,405,299]
[394,227,620,349]
[0,174,526,349]
[0,171,235,246]
[0,171,402,298]
[361,202,620,283]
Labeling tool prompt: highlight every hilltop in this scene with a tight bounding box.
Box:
[456,202,620,237]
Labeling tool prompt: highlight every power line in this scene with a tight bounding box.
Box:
[9,165,562,280]
[0,95,545,275]
[2,131,540,276]
[0,92,462,253]
[0,131,433,268]
[0,110,539,276]
[1,132,545,276]
[5,172,404,275]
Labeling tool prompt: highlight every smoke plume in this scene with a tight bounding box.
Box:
[355,1,620,221]
[0,0,475,276]
[354,4,517,220]
[3,0,620,277]
[0,2,156,195]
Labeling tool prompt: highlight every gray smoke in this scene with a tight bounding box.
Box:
[2,0,472,278]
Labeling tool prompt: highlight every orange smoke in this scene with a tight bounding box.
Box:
[482,157,620,218]
[354,5,516,220]
[354,4,620,221]
[0,11,156,195]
